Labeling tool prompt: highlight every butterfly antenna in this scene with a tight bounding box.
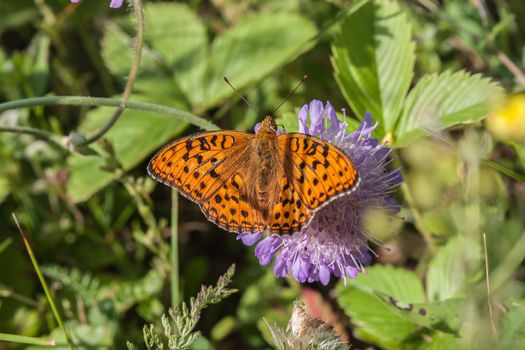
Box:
[224,77,259,114]
[272,75,308,115]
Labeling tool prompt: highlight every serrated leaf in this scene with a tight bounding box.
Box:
[331,0,415,133]
[202,12,317,109]
[336,265,424,349]
[395,71,503,146]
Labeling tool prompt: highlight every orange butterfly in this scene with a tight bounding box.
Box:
[148,116,360,235]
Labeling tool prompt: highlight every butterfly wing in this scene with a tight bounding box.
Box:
[267,175,312,234]
[268,133,359,234]
[148,131,266,234]
[200,172,267,234]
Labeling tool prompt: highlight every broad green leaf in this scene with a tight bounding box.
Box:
[346,265,426,302]
[101,2,207,105]
[426,237,473,301]
[338,286,417,349]
[337,265,425,349]
[331,0,415,133]
[395,70,503,146]
[67,81,188,202]
[202,12,317,110]
[142,3,208,106]
[374,291,462,334]
[500,301,525,350]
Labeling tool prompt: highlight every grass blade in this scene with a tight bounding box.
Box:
[12,213,76,350]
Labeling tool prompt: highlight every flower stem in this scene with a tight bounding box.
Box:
[171,189,180,306]
[400,182,437,254]
[0,96,219,131]
[12,213,76,350]
[0,125,65,149]
[79,0,145,146]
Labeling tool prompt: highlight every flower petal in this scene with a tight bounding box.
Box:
[109,0,124,8]
[237,232,262,246]
[298,105,309,134]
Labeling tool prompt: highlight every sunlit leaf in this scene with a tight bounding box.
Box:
[395,71,503,146]
[331,0,415,133]
[336,265,424,349]
[202,12,317,110]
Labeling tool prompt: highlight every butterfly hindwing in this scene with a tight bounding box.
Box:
[200,173,267,234]
[277,133,359,211]
[268,176,311,234]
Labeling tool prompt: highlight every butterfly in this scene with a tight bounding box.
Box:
[147,115,360,235]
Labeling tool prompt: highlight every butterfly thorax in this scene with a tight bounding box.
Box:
[251,116,280,220]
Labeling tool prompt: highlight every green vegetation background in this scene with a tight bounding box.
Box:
[1,0,525,349]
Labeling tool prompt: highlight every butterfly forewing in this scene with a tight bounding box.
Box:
[148,130,269,234]
[148,131,252,202]
[276,133,359,211]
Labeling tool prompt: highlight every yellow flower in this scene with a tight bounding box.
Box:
[486,94,525,142]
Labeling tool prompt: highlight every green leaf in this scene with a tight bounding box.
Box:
[395,71,503,146]
[331,0,415,133]
[336,265,424,349]
[412,332,460,350]
[142,3,208,106]
[202,12,317,110]
[374,291,462,334]
[500,301,525,350]
[426,237,476,301]
[101,2,208,106]
[347,265,426,302]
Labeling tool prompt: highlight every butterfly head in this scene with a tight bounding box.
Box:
[257,116,278,137]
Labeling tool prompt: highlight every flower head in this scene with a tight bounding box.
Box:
[486,94,525,142]
[70,0,124,8]
[238,100,402,285]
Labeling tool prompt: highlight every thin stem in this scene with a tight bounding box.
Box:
[0,287,39,308]
[0,126,65,149]
[171,189,180,307]
[79,0,145,146]
[496,51,525,87]
[483,233,499,345]
[400,182,437,254]
[12,213,76,350]
[0,96,219,131]
[0,333,55,347]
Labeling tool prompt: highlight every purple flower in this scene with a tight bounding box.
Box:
[239,100,402,285]
[70,0,124,8]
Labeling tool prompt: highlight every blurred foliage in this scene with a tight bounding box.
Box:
[1,0,525,349]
